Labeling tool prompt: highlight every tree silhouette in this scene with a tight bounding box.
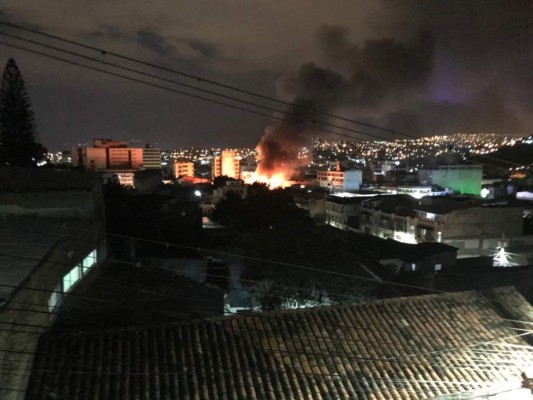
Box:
[0,58,45,166]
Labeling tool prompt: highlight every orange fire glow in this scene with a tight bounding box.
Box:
[243,171,294,188]
[243,141,305,188]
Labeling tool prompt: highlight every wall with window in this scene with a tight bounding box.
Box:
[0,220,105,400]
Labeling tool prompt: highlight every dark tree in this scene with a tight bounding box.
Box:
[0,58,45,166]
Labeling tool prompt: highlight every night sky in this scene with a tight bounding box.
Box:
[0,1,531,151]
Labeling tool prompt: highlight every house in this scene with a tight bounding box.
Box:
[378,240,458,274]
[0,168,106,399]
[25,287,533,400]
[359,195,526,261]
[325,193,376,230]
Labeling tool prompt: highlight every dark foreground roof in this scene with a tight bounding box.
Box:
[0,167,98,190]
[27,287,533,400]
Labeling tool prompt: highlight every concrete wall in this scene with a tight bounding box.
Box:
[0,220,105,400]
[442,207,523,239]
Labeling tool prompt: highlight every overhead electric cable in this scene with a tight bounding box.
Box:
[0,39,391,143]
[0,251,531,363]
[0,20,416,139]
[0,30,402,142]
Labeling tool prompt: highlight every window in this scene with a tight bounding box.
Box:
[48,284,62,312]
[63,265,81,292]
[82,250,97,274]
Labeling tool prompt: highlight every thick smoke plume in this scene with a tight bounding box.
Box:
[256,27,434,178]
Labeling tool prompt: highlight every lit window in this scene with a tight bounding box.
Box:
[82,250,97,274]
[63,265,81,292]
[48,284,62,312]
[426,212,436,220]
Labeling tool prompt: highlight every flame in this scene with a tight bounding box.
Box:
[242,140,307,189]
[243,171,293,188]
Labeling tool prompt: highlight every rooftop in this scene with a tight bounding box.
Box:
[27,287,533,399]
[0,167,98,191]
[378,239,458,262]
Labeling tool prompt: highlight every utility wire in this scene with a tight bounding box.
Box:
[0,39,391,144]
[3,223,528,308]
[1,361,524,391]
[0,255,530,367]
[0,20,416,139]
[0,30,402,143]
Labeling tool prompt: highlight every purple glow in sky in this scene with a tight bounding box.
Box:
[0,1,530,150]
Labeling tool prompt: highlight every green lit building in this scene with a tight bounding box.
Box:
[418,165,482,195]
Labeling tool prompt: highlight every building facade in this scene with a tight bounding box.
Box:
[418,165,482,195]
[72,138,143,171]
[325,193,375,230]
[317,169,362,192]
[359,195,524,254]
[212,150,240,180]
[212,180,247,203]
[174,161,195,178]
[142,146,161,169]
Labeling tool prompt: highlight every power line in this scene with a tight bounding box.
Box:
[0,30,403,143]
[0,39,392,145]
[0,258,530,368]
[3,223,526,306]
[0,20,416,139]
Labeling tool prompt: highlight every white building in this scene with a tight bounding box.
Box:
[317,169,362,192]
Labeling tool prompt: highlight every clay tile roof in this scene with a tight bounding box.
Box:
[26,287,533,399]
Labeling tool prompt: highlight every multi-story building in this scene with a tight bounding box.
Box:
[359,195,528,260]
[174,161,195,178]
[418,165,482,196]
[142,145,161,169]
[325,193,376,230]
[371,184,452,199]
[317,168,362,192]
[212,150,240,180]
[72,138,143,171]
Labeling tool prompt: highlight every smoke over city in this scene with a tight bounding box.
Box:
[256,27,434,178]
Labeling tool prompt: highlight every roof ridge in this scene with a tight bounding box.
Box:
[42,287,523,340]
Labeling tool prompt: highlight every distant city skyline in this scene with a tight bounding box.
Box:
[0,1,531,151]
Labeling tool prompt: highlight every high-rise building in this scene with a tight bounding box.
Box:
[72,138,143,171]
[211,150,240,179]
[174,161,195,178]
[142,145,161,169]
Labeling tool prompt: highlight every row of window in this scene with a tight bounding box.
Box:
[48,250,97,312]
